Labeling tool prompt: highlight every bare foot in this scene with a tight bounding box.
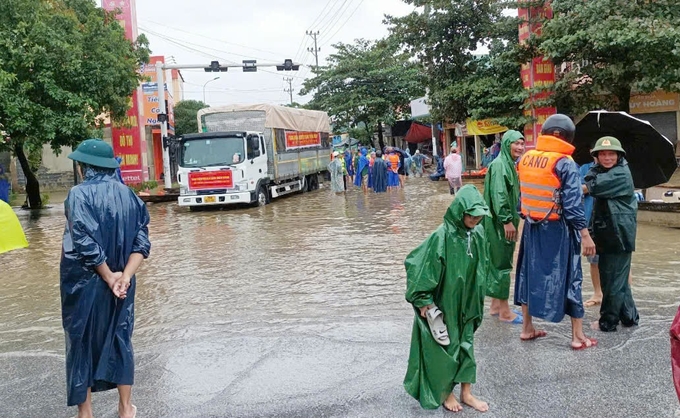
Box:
[584,297,602,307]
[118,404,136,418]
[461,392,489,412]
[443,392,463,412]
[520,328,547,341]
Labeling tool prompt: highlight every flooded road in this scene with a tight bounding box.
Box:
[1,178,679,417]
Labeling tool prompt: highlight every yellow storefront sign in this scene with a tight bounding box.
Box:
[630,91,680,114]
[465,119,508,136]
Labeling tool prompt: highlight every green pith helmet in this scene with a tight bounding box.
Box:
[591,136,625,156]
[68,139,119,169]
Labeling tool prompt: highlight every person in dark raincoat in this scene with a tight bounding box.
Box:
[372,151,388,193]
[353,147,370,192]
[584,136,639,332]
[404,185,491,413]
[483,130,525,324]
[515,114,597,350]
[60,139,150,418]
[344,149,354,185]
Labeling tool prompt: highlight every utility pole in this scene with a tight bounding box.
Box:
[306,30,320,69]
[283,77,294,105]
[423,4,439,157]
[155,59,300,190]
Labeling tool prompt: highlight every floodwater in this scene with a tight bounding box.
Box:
[1,178,679,417]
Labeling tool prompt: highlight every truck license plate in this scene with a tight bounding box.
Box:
[205,196,216,203]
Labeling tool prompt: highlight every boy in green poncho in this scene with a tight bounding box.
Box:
[483,130,526,324]
[404,185,491,412]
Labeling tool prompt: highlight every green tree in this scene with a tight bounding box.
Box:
[174,100,208,137]
[386,0,507,123]
[440,14,529,130]
[300,38,425,149]
[539,0,680,113]
[0,0,149,208]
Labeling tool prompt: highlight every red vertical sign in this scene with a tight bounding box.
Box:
[102,0,146,183]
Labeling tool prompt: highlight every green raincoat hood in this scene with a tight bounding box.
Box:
[500,130,523,167]
[443,185,490,231]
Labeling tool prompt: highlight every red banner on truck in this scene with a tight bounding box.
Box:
[285,131,321,150]
[188,170,233,190]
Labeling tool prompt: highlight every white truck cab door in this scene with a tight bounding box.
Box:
[246,134,269,182]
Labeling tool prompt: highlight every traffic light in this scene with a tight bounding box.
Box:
[243,60,257,72]
[276,59,299,71]
[204,61,228,72]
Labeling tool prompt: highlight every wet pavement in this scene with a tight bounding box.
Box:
[0,178,678,417]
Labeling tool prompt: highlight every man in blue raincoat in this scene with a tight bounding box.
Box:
[60,139,150,418]
[515,114,597,350]
[353,147,370,192]
[372,151,388,193]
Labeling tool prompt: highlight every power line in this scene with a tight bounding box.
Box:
[315,0,354,38]
[319,0,366,47]
[311,0,346,32]
[139,19,283,59]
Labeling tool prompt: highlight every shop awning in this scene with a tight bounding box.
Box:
[405,121,434,143]
[465,119,508,136]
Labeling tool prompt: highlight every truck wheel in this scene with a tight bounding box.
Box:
[309,175,319,190]
[254,186,268,207]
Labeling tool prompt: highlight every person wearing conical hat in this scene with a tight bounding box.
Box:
[583,136,639,332]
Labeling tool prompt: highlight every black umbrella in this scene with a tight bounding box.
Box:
[574,110,677,189]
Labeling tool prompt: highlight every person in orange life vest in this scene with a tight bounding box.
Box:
[514,114,598,350]
[386,147,401,190]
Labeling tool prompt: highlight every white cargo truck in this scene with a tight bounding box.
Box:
[177,104,331,207]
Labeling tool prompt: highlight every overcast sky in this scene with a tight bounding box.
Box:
[133,0,416,107]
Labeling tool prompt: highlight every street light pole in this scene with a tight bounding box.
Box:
[202,76,220,104]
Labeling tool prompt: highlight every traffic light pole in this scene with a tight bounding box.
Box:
[154,60,300,190]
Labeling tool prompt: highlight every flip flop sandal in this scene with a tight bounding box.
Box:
[426,306,450,346]
[501,314,523,325]
[572,338,598,350]
[491,308,522,317]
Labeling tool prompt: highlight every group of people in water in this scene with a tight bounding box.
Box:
[403,114,640,413]
[327,146,428,194]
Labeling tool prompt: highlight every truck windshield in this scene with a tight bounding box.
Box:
[181,136,245,167]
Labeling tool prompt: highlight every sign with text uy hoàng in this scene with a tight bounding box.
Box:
[285,131,322,150]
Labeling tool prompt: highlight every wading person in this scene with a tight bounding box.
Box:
[404,185,491,412]
[444,146,463,195]
[412,150,426,177]
[353,147,370,193]
[328,151,345,194]
[515,114,598,350]
[61,139,151,418]
[372,151,388,193]
[584,136,639,332]
[483,130,525,324]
